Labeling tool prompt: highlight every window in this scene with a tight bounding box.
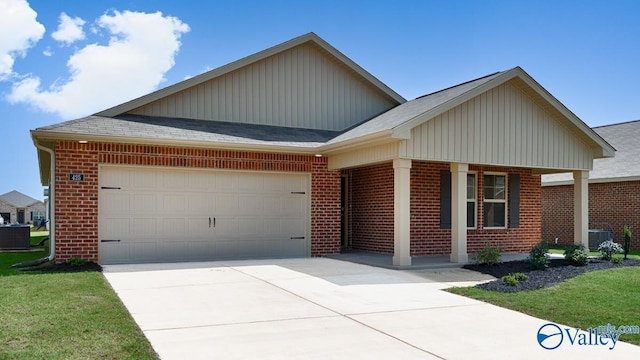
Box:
[484,174,506,228]
[466,173,476,228]
[31,211,46,221]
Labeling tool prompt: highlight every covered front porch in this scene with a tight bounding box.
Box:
[325,68,613,266]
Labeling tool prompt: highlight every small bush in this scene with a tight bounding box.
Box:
[611,256,623,264]
[501,272,528,286]
[527,241,550,270]
[568,249,589,266]
[502,274,518,286]
[512,272,529,281]
[475,244,503,266]
[66,257,86,267]
[563,244,584,260]
[598,240,623,261]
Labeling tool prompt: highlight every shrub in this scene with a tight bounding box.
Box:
[598,240,623,261]
[475,244,503,266]
[568,249,589,266]
[501,272,528,286]
[66,257,86,267]
[502,274,518,286]
[611,256,623,264]
[527,241,549,270]
[563,244,589,266]
[623,225,632,260]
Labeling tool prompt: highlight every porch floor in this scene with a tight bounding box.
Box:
[324,250,528,270]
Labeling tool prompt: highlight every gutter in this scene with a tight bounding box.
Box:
[32,138,55,262]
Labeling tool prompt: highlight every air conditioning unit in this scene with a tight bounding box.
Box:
[588,230,610,250]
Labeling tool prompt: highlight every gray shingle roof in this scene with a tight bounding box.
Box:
[37,114,341,148]
[0,190,41,207]
[542,120,640,184]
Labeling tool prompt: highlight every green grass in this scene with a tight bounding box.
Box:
[449,267,640,345]
[0,233,158,359]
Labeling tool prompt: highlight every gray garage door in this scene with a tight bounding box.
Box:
[99,166,310,264]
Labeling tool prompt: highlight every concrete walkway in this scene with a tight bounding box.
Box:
[103,258,640,359]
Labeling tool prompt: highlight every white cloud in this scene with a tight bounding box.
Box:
[0,0,45,78]
[8,10,190,119]
[51,12,86,45]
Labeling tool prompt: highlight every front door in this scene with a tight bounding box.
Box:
[17,210,25,224]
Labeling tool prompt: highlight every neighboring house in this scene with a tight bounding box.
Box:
[31,33,614,265]
[542,120,640,250]
[0,190,46,225]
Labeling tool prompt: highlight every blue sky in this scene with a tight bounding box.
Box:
[1,0,639,200]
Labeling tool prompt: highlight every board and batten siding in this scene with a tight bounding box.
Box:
[399,80,594,170]
[129,43,397,132]
[328,142,399,170]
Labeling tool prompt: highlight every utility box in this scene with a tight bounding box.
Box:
[588,230,610,251]
[0,225,31,250]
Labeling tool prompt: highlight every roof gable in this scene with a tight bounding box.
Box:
[323,67,615,162]
[0,190,41,208]
[97,33,404,132]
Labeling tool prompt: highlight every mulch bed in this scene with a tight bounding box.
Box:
[464,258,640,293]
[23,261,103,273]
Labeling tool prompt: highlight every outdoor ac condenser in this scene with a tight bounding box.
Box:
[588,230,610,250]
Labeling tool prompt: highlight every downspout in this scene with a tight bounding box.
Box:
[33,140,55,262]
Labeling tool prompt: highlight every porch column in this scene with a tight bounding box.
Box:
[574,170,589,248]
[393,158,412,266]
[450,163,469,263]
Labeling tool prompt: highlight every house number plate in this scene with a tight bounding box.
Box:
[69,173,84,181]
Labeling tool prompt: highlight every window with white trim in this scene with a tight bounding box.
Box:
[483,173,507,228]
[467,173,476,228]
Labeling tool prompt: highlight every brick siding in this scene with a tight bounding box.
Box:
[541,181,640,250]
[347,160,541,256]
[53,141,341,263]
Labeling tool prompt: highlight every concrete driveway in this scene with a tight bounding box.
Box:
[103,258,640,359]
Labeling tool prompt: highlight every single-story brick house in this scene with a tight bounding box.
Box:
[32,33,614,265]
[0,190,46,225]
[542,120,640,250]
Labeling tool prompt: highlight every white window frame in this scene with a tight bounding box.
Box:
[483,172,507,229]
[467,172,477,229]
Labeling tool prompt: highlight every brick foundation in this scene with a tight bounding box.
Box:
[542,181,640,250]
[347,160,541,256]
[53,141,341,263]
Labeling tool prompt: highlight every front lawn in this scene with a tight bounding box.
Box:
[0,234,158,359]
[449,266,640,346]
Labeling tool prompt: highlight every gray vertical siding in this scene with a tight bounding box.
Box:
[400,80,594,170]
[129,43,396,131]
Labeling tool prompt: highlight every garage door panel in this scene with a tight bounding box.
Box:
[131,218,157,236]
[102,193,131,213]
[132,194,157,213]
[216,195,238,215]
[100,167,309,264]
[132,171,158,190]
[161,194,186,213]
[238,196,264,214]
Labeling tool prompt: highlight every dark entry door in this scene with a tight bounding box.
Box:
[17,210,25,224]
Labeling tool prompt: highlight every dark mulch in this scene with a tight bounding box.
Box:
[23,261,103,273]
[464,258,640,293]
